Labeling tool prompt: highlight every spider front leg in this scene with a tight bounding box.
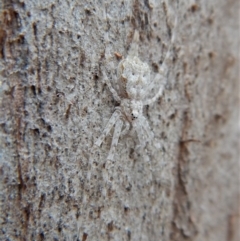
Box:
[139,115,154,141]
[133,115,154,148]
[146,7,177,101]
[120,121,130,137]
[144,73,166,106]
[107,118,124,161]
[95,109,121,147]
[159,6,178,76]
[102,70,121,102]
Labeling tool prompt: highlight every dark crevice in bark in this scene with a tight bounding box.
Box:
[1,1,29,240]
[170,111,198,241]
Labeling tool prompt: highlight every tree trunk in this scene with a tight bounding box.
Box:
[0,0,239,240]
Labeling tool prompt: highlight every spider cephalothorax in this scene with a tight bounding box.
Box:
[95,27,176,160]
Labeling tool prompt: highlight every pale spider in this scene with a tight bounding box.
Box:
[95,27,176,160]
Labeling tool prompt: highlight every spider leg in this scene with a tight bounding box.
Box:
[144,75,165,105]
[128,30,139,58]
[142,10,177,107]
[103,70,121,102]
[143,9,176,106]
[139,115,154,142]
[95,110,121,147]
[107,119,123,161]
[143,10,176,107]
[120,121,130,137]
[159,6,178,76]
[133,115,154,150]
[133,119,147,148]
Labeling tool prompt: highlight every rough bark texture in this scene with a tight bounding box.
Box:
[0,0,239,241]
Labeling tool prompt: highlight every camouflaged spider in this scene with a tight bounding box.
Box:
[95,27,176,160]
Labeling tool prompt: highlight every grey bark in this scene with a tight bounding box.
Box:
[0,0,239,241]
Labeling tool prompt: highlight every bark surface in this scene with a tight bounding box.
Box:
[0,0,239,240]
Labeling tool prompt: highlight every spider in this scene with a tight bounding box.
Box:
[95,27,176,160]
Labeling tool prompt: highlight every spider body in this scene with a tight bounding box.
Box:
[95,26,176,160]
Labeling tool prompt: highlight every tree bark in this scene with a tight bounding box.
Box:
[0,0,239,240]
